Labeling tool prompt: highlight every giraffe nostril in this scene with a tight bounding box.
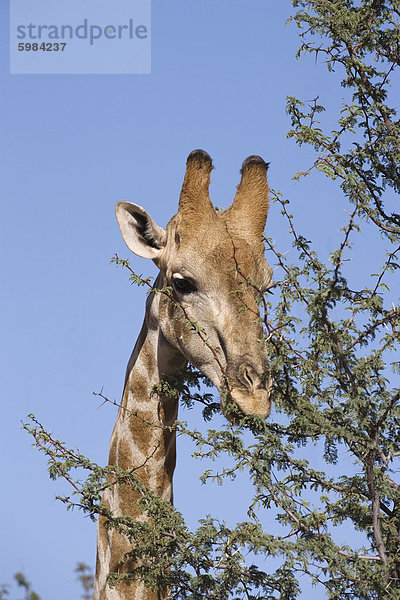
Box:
[244,368,253,387]
[239,363,261,391]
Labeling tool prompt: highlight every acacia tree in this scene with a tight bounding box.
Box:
[25,1,400,598]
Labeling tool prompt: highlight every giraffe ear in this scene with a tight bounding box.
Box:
[115,202,166,260]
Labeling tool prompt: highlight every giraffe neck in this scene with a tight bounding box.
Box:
[94,283,185,600]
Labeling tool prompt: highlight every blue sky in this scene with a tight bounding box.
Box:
[1,1,397,598]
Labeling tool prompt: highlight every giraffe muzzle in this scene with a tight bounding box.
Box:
[231,385,272,418]
[222,362,272,419]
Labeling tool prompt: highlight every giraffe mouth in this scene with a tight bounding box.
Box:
[221,376,272,422]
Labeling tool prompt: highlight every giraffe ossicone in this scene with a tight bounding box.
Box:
[94,149,273,600]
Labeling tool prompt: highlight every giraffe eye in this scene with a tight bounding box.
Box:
[172,275,196,295]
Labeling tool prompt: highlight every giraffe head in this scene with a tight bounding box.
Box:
[116,150,273,419]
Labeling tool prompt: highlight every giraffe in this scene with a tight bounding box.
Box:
[94,149,273,600]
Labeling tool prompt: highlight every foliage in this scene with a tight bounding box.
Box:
[13,574,41,600]
[0,586,9,600]
[288,0,400,238]
[24,1,400,598]
[0,564,93,600]
[0,573,40,600]
[75,562,94,600]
